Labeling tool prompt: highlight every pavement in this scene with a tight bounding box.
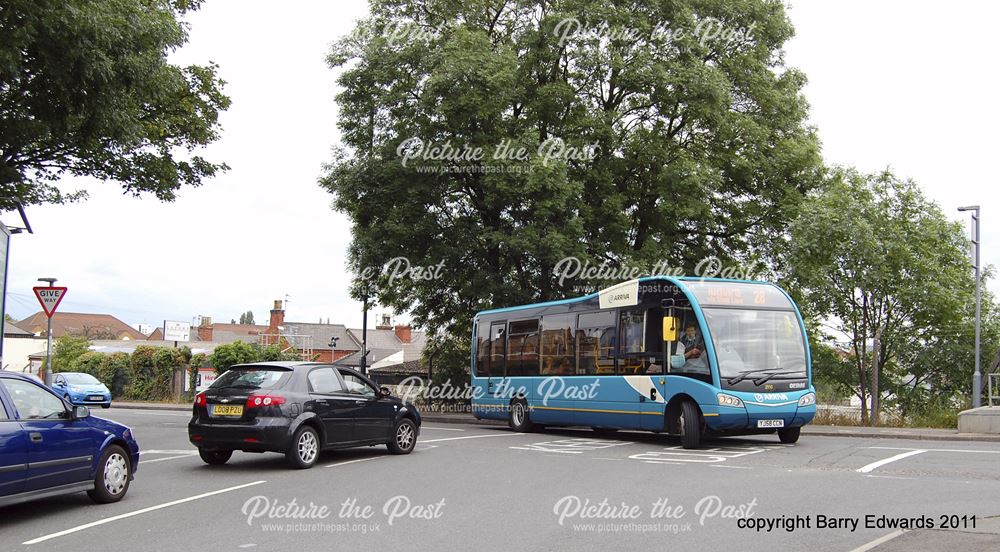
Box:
[2,408,998,551]
[109,401,1000,442]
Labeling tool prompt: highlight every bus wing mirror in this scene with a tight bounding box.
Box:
[662,317,680,342]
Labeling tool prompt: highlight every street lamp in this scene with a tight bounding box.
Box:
[38,277,57,385]
[958,205,982,408]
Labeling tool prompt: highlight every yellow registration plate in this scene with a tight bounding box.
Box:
[212,405,244,417]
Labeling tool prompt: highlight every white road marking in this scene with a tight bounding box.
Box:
[324,456,383,468]
[631,445,783,464]
[420,426,465,431]
[142,449,198,455]
[847,529,907,552]
[511,438,633,454]
[421,433,529,443]
[22,480,266,545]
[856,450,927,473]
[140,454,197,465]
[868,446,1000,454]
[108,410,189,417]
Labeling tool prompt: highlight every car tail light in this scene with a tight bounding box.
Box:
[195,393,206,407]
[246,394,285,408]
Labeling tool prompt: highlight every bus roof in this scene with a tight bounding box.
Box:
[474,276,779,317]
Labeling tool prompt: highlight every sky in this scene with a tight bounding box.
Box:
[2,0,998,332]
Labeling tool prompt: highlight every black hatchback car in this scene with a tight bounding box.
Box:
[188,362,421,469]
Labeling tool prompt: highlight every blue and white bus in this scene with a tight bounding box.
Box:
[470,276,816,448]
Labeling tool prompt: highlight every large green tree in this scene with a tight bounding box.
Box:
[785,168,991,423]
[0,0,230,209]
[322,0,821,343]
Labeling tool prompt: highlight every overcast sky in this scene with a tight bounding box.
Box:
[3,0,997,331]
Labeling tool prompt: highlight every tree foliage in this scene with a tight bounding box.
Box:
[785,168,995,421]
[209,340,299,374]
[238,310,255,325]
[0,0,230,209]
[48,334,90,372]
[321,0,822,337]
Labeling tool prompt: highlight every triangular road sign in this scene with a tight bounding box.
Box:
[33,286,68,317]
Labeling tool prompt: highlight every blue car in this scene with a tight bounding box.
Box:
[0,372,140,507]
[51,372,112,408]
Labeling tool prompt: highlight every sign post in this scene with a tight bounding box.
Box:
[33,280,66,385]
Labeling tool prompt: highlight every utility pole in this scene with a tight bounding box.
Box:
[360,288,369,376]
[958,206,982,408]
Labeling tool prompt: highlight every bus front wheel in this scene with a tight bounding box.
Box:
[509,399,535,432]
[778,427,801,444]
[679,401,703,449]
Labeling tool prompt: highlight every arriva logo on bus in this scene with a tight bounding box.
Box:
[753,393,790,402]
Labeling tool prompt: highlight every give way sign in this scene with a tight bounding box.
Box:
[33,286,68,317]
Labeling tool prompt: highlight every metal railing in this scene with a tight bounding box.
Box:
[989,373,1000,407]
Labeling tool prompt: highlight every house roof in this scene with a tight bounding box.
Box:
[4,321,32,336]
[147,328,164,340]
[17,312,147,340]
[282,322,360,351]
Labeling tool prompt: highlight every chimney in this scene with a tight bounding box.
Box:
[269,300,285,334]
[394,324,412,344]
[197,316,213,341]
[376,313,393,330]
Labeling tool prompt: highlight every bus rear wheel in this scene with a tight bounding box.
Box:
[509,399,534,432]
[679,401,703,449]
[778,427,801,444]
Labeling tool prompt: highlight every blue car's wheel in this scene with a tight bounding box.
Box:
[87,445,131,503]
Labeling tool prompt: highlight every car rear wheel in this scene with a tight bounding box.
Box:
[387,418,417,455]
[87,445,131,504]
[778,427,801,444]
[101,404,111,409]
[679,401,703,449]
[286,425,320,469]
[198,449,233,465]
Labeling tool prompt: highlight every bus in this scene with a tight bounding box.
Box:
[469,276,816,448]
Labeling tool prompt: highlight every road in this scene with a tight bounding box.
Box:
[1,409,998,552]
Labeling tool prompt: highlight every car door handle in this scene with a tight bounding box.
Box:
[650,388,657,401]
[354,400,367,405]
[29,432,43,443]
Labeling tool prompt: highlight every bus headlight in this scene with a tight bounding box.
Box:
[717,393,744,408]
[798,392,816,407]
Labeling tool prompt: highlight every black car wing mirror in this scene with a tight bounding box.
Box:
[379,386,392,398]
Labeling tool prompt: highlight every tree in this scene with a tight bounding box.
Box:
[209,341,257,374]
[238,310,255,325]
[321,0,822,339]
[785,168,979,423]
[47,334,90,372]
[0,0,231,210]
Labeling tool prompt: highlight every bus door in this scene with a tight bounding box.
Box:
[619,308,668,431]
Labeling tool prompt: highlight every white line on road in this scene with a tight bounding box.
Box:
[421,433,529,444]
[846,529,907,552]
[856,450,927,473]
[23,480,266,545]
[140,454,197,465]
[324,456,384,468]
[868,446,1000,454]
[420,426,466,431]
[143,449,198,455]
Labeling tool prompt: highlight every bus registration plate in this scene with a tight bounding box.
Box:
[757,419,784,428]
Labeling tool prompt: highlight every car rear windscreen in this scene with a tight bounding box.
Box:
[209,368,291,391]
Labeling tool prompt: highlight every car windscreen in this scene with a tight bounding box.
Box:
[64,373,101,385]
[209,368,291,391]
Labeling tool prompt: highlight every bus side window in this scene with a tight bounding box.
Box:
[577,311,616,375]
[507,319,539,377]
[489,322,506,378]
[475,321,490,377]
[541,314,575,375]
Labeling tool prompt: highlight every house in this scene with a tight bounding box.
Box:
[333,314,429,384]
[2,321,46,374]
[16,312,147,341]
[261,300,360,362]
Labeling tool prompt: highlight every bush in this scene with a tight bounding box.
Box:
[71,351,104,377]
[99,352,130,397]
[210,341,257,374]
[125,346,157,400]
